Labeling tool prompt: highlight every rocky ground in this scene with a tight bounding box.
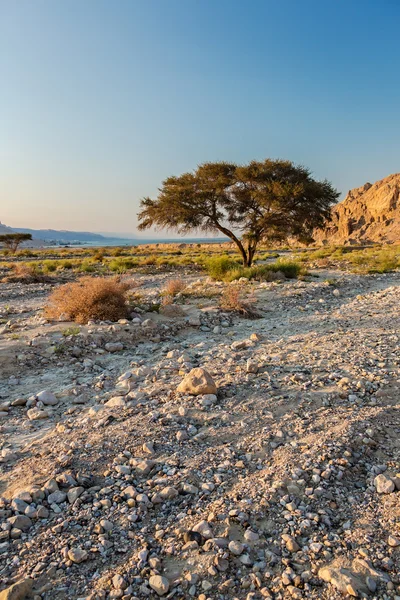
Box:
[0,270,399,600]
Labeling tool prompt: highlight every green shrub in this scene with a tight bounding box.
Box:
[221,259,303,282]
[109,257,137,273]
[271,259,303,278]
[79,260,97,273]
[59,259,77,269]
[42,260,58,273]
[204,255,239,279]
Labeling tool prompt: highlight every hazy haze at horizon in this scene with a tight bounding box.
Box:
[1,0,400,236]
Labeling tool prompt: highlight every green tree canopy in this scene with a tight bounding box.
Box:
[0,233,32,254]
[138,159,339,266]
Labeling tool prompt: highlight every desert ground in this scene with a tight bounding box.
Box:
[0,244,399,600]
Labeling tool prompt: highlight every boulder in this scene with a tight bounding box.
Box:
[104,342,123,353]
[27,408,49,420]
[0,579,33,600]
[68,547,88,563]
[105,397,126,408]
[160,304,185,317]
[7,516,32,532]
[177,368,217,396]
[148,575,169,596]
[36,390,58,406]
[374,473,395,494]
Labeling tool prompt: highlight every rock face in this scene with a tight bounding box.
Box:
[177,368,217,396]
[314,173,400,244]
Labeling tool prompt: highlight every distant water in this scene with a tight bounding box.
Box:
[57,237,228,248]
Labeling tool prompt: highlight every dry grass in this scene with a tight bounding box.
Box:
[162,278,186,296]
[219,284,260,318]
[160,278,186,305]
[3,263,50,283]
[45,276,131,324]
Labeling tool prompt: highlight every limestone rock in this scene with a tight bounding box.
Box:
[319,559,380,598]
[177,368,217,396]
[374,473,395,494]
[0,579,33,600]
[314,173,400,244]
[68,547,88,563]
[67,486,84,503]
[27,408,49,420]
[148,575,169,596]
[36,390,58,406]
[105,396,126,408]
[7,516,32,532]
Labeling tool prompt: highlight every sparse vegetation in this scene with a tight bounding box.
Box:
[3,263,49,283]
[62,326,81,337]
[205,258,303,282]
[45,276,131,324]
[296,244,400,273]
[219,284,260,318]
[161,278,186,297]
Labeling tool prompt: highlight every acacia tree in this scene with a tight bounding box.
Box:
[0,233,32,254]
[138,159,339,266]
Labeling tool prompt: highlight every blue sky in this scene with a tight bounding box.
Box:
[1,0,399,236]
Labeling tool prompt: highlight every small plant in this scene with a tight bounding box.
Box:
[45,276,131,324]
[62,326,81,337]
[162,278,186,297]
[109,257,137,273]
[142,254,157,266]
[92,249,105,262]
[219,284,260,318]
[42,260,58,273]
[78,260,97,273]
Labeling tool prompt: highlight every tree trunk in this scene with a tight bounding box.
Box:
[213,222,250,267]
[246,240,259,267]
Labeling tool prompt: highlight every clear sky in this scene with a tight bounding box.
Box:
[1,0,399,236]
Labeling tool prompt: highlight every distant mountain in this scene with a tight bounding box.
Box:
[314,173,400,245]
[0,222,15,235]
[12,227,108,243]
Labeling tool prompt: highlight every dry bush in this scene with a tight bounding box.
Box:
[219,284,260,318]
[45,276,130,324]
[3,263,50,283]
[162,278,186,297]
[161,294,173,306]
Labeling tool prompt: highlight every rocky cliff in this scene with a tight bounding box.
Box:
[315,173,400,244]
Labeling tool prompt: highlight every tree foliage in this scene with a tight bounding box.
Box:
[0,233,32,254]
[138,159,339,266]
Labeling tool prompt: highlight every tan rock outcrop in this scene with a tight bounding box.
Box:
[314,173,400,244]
